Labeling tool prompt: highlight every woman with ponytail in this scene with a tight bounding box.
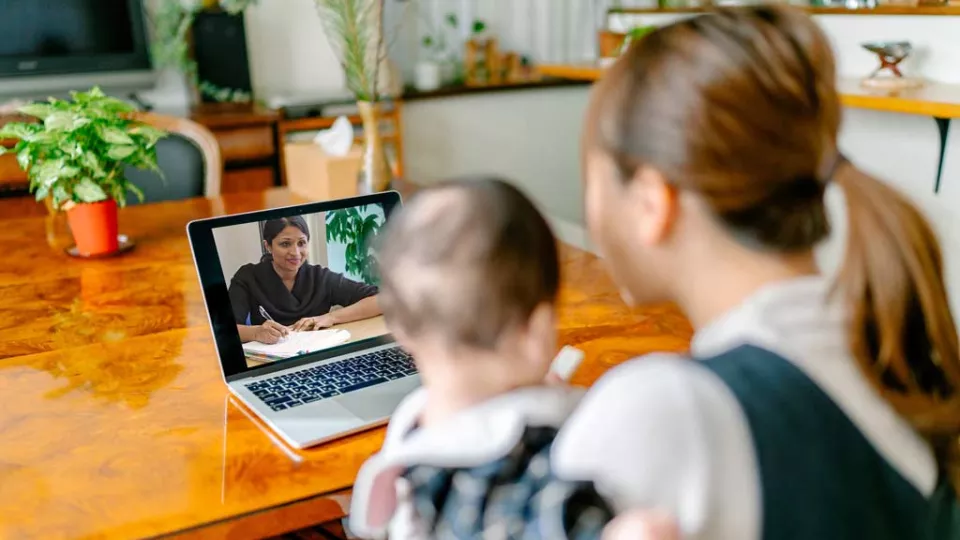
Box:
[552,5,960,539]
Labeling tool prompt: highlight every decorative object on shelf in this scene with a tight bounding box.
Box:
[861,41,924,90]
[0,88,167,256]
[465,38,500,86]
[314,0,393,193]
[146,0,258,104]
[598,30,625,67]
[416,12,468,90]
[416,33,444,92]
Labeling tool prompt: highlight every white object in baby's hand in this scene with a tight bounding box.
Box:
[551,346,585,381]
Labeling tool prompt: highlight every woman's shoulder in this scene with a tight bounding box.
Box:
[231,262,262,283]
[552,352,761,535]
[554,352,743,459]
[577,352,726,410]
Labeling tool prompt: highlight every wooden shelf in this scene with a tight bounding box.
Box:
[539,64,605,82]
[538,63,960,118]
[611,5,960,16]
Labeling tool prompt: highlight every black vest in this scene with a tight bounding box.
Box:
[702,345,960,539]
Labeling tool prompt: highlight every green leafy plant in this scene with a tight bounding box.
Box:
[325,205,383,284]
[313,0,387,102]
[0,88,167,208]
[147,0,258,103]
[420,12,486,60]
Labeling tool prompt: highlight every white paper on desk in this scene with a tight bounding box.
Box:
[243,329,351,358]
[313,115,353,156]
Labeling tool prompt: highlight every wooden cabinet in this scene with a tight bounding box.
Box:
[0,153,26,192]
[0,116,29,200]
[190,103,281,193]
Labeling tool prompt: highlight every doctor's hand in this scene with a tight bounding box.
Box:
[254,320,289,344]
[291,314,337,332]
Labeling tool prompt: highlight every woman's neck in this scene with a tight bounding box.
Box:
[675,249,820,330]
[271,261,298,286]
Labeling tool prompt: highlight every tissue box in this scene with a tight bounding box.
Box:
[284,142,363,201]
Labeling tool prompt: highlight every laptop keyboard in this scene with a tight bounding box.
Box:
[244,347,417,412]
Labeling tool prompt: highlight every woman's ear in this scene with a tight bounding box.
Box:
[628,167,678,247]
[262,239,271,254]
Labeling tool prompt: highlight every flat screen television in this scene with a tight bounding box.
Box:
[0,0,155,101]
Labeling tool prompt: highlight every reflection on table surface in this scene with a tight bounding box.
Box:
[0,188,693,539]
[245,315,390,368]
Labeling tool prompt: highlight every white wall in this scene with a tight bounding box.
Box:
[213,222,263,284]
[244,0,345,98]
[403,86,590,224]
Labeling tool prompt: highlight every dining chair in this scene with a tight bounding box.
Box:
[125,112,223,204]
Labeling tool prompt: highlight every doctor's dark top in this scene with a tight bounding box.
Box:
[228,260,378,326]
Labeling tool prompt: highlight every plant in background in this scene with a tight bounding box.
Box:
[325,206,383,285]
[147,0,258,103]
[313,0,387,103]
[0,88,167,208]
[419,12,486,85]
[313,0,399,193]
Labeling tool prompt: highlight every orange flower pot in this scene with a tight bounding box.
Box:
[66,200,119,256]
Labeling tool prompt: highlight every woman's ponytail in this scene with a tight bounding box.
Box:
[834,161,960,488]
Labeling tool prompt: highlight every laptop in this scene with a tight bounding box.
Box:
[187,191,421,449]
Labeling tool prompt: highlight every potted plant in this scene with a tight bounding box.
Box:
[314,0,394,194]
[147,0,258,104]
[416,33,445,92]
[417,12,487,89]
[0,87,167,256]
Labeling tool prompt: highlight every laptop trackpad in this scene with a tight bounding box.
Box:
[336,375,422,421]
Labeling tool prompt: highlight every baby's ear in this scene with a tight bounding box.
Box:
[390,324,417,355]
[523,302,557,363]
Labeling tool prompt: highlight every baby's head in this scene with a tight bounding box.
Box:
[378,178,560,390]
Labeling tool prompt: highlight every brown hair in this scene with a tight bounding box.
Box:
[376,177,560,349]
[588,5,960,485]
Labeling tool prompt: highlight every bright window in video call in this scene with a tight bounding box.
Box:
[211,203,388,369]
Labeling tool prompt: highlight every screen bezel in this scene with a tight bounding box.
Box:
[0,0,152,78]
[187,191,402,381]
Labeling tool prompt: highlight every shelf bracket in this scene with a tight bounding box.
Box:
[934,116,951,194]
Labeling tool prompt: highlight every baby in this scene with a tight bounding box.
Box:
[349,178,664,539]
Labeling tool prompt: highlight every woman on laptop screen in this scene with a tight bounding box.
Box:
[229,215,381,345]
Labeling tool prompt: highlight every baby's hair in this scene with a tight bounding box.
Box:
[377,177,560,349]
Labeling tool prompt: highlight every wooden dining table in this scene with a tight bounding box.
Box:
[0,189,692,539]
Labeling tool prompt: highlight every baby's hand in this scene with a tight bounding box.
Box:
[545,372,566,386]
[602,508,678,540]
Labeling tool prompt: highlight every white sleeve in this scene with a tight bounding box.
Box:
[551,355,761,540]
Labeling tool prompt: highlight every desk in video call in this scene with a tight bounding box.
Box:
[245,315,389,368]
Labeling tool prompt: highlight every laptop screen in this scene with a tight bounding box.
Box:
[202,197,395,375]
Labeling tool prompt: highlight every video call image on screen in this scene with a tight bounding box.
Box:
[212,203,388,369]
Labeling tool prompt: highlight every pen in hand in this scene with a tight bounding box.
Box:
[258,306,290,342]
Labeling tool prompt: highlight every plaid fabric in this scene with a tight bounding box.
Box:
[402,426,613,540]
